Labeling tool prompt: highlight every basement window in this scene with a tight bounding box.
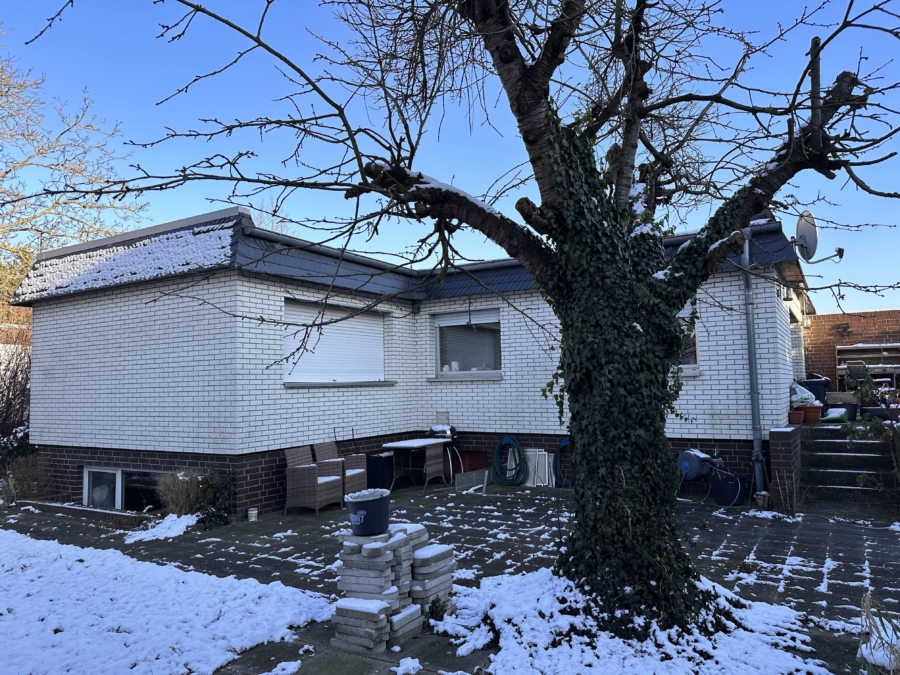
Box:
[84,468,121,510]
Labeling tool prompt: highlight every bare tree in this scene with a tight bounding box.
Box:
[26,0,900,636]
[0,40,144,270]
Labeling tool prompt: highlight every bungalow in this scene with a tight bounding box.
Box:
[11,207,811,513]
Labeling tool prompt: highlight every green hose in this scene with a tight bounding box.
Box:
[552,437,575,489]
[491,435,529,486]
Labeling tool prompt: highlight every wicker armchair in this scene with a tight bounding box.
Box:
[314,441,368,497]
[284,445,343,515]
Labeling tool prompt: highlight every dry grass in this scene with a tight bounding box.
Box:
[3,454,50,501]
[861,593,900,674]
[156,470,203,515]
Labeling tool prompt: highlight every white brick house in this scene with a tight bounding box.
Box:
[12,208,811,512]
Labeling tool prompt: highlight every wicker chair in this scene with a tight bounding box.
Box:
[314,441,368,498]
[284,445,343,515]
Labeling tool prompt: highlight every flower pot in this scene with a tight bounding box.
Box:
[797,404,821,425]
[788,410,805,424]
[247,507,258,522]
[844,402,858,422]
[346,488,390,536]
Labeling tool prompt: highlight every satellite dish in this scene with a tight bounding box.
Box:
[795,210,819,262]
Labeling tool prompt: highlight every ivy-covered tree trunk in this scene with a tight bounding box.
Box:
[551,256,710,637]
[538,122,723,637]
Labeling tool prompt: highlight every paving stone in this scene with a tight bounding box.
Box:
[335,624,390,642]
[329,637,387,654]
[333,598,390,620]
[413,561,457,580]
[338,567,393,580]
[330,614,388,630]
[336,533,390,545]
[340,558,395,571]
[412,543,453,567]
[361,542,387,557]
[389,604,422,631]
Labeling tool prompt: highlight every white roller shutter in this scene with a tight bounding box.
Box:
[432,308,500,327]
[283,301,385,383]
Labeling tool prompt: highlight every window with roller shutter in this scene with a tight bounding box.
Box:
[283,300,385,384]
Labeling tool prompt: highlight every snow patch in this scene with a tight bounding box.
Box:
[124,513,199,543]
[391,657,423,674]
[434,567,829,674]
[0,529,332,675]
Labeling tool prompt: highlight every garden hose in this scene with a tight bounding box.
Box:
[491,435,529,486]
[552,437,575,489]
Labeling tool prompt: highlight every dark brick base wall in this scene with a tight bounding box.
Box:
[36,444,288,516]
[670,437,768,499]
[36,430,773,515]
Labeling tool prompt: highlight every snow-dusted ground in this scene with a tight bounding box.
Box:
[435,568,831,674]
[0,529,333,675]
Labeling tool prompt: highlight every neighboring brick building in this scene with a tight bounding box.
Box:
[804,310,900,385]
[12,208,811,513]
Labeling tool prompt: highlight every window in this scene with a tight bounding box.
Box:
[679,317,698,366]
[434,309,502,378]
[84,468,121,510]
[283,300,386,385]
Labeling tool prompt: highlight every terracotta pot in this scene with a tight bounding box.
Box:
[788,410,805,424]
[797,404,821,425]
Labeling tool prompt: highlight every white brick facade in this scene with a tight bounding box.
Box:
[30,266,796,453]
[665,268,793,440]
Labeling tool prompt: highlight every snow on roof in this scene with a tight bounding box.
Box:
[13,219,237,305]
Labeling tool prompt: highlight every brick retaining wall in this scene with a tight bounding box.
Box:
[804,310,900,385]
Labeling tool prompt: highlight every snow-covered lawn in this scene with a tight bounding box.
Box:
[434,568,832,674]
[0,529,333,675]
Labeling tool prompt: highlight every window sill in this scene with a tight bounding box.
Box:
[678,365,702,378]
[283,380,398,389]
[426,372,504,382]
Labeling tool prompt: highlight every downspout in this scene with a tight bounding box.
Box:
[742,231,767,502]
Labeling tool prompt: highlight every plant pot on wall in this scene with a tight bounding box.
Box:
[788,410,805,424]
[797,404,821,425]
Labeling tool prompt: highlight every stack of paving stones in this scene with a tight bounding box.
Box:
[410,542,456,611]
[330,598,390,654]
[333,522,447,650]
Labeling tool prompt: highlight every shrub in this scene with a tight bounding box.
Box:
[0,425,31,470]
[2,454,50,502]
[197,467,236,529]
[156,467,236,528]
[157,470,203,515]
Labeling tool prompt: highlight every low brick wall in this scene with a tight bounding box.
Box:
[768,425,803,511]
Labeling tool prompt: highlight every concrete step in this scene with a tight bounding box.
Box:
[804,485,896,504]
[802,467,894,488]
[802,424,854,441]
[801,451,894,471]
[801,437,886,454]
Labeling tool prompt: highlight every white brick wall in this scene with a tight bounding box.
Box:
[665,268,792,440]
[31,273,240,453]
[30,266,796,454]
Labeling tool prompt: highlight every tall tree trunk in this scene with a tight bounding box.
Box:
[551,262,713,637]
[540,120,718,638]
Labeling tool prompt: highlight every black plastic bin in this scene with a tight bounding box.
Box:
[347,490,390,536]
[710,473,751,507]
[366,451,394,490]
[802,376,829,405]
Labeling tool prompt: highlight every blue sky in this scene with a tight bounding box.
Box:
[2,0,898,314]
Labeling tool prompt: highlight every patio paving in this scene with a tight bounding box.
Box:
[2,485,898,674]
